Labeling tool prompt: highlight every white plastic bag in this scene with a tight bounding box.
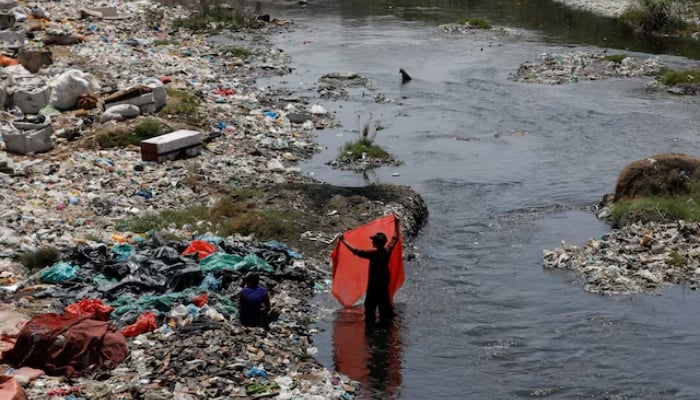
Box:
[48,69,100,111]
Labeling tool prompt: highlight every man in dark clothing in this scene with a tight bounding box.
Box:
[238,273,271,328]
[339,217,400,326]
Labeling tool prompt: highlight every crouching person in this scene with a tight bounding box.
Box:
[239,273,277,329]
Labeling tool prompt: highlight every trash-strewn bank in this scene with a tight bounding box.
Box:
[543,154,700,295]
[0,0,428,398]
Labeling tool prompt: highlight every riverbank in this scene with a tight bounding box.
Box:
[553,0,632,17]
[0,1,427,398]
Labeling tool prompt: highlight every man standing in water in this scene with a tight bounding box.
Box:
[339,217,400,326]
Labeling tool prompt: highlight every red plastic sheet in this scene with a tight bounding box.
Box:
[64,299,114,321]
[122,312,157,337]
[182,240,217,259]
[330,214,404,307]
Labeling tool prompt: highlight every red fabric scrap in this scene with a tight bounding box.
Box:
[330,214,404,307]
[65,299,114,321]
[0,313,128,378]
[122,312,157,338]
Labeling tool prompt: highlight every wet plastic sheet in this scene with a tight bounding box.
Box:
[200,252,243,273]
[330,215,404,307]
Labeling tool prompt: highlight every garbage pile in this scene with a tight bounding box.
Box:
[0,0,367,398]
[510,51,662,84]
[543,221,700,295]
[1,234,360,398]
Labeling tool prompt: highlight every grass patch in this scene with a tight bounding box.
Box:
[116,189,293,241]
[222,209,300,241]
[171,2,263,32]
[160,88,199,116]
[603,54,629,63]
[622,0,689,34]
[338,139,391,162]
[660,68,700,86]
[456,17,492,29]
[667,249,686,267]
[117,205,210,233]
[336,116,393,164]
[96,119,172,149]
[223,46,254,58]
[18,247,61,272]
[610,194,700,227]
[154,39,174,46]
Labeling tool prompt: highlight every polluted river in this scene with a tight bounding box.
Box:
[260,0,700,399]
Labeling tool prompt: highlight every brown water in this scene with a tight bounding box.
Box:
[257,1,700,398]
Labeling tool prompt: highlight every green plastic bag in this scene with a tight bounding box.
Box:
[111,292,184,318]
[199,252,243,273]
[40,262,78,284]
[111,243,133,262]
[233,253,273,274]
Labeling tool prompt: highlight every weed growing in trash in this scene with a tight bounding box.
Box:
[171,2,264,32]
[17,246,61,272]
[456,17,492,29]
[667,249,687,266]
[160,88,200,116]
[660,68,700,85]
[604,54,630,63]
[96,119,172,148]
[610,193,700,227]
[336,115,391,164]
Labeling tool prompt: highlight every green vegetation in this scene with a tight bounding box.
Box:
[339,139,391,161]
[18,247,61,272]
[610,193,700,227]
[660,68,700,85]
[97,119,172,149]
[336,116,393,164]
[603,54,629,63]
[160,88,200,116]
[117,189,298,241]
[171,1,263,32]
[153,39,174,46]
[622,0,689,34]
[456,17,492,29]
[223,46,254,58]
[667,249,686,267]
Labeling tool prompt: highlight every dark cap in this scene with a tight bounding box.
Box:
[370,232,387,243]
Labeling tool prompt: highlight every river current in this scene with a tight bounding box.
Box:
[260,1,700,398]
